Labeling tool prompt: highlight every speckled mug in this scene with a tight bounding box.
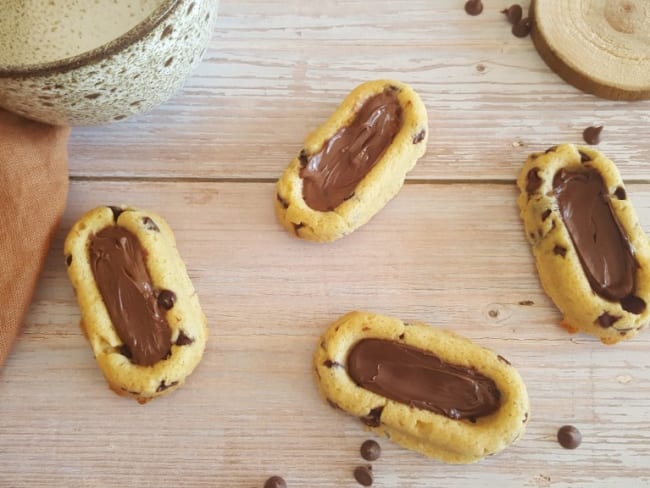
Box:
[0,0,218,126]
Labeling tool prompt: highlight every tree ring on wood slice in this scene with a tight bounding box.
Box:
[531,0,650,100]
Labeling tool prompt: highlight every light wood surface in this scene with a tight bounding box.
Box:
[2,1,650,487]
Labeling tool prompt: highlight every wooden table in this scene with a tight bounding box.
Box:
[2,1,649,486]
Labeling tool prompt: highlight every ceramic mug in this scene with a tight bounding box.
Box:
[0,0,218,126]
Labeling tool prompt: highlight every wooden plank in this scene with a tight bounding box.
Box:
[1,180,649,486]
[67,0,650,181]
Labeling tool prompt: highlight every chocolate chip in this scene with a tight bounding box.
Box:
[541,209,552,221]
[119,344,132,359]
[157,290,177,310]
[142,216,160,232]
[583,125,603,145]
[65,255,72,266]
[497,355,511,365]
[276,193,290,209]
[412,129,426,144]
[264,476,287,488]
[597,312,620,328]
[512,17,532,37]
[156,380,179,392]
[518,300,534,306]
[579,150,591,163]
[353,465,373,487]
[323,359,342,368]
[523,412,529,423]
[553,245,567,257]
[108,206,124,221]
[360,440,381,461]
[526,168,543,194]
[398,333,405,340]
[299,150,309,167]
[557,425,582,449]
[292,222,305,234]
[327,399,343,410]
[621,295,646,314]
[614,186,627,200]
[501,4,523,24]
[175,330,194,346]
[361,406,384,427]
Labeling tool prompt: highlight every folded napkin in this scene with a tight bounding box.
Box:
[0,109,69,368]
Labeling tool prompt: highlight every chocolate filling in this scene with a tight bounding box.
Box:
[553,168,637,302]
[347,339,501,420]
[300,89,403,212]
[89,226,172,366]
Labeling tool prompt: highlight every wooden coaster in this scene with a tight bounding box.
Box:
[531,0,650,100]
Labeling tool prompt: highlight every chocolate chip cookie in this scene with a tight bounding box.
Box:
[64,205,207,403]
[517,144,650,344]
[314,311,529,463]
[275,79,428,242]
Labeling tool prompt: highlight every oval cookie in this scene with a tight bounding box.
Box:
[517,144,650,344]
[314,311,529,464]
[64,205,208,403]
[275,79,428,242]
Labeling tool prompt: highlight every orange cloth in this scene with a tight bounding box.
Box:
[0,109,69,368]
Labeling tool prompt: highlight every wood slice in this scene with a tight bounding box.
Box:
[531,0,650,100]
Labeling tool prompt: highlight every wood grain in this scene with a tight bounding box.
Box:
[2,1,650,487]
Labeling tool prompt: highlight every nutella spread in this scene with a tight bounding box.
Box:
[553,168,637,301]
[347,339,501,420]
[89,226,171,366]
[300,90,403,212]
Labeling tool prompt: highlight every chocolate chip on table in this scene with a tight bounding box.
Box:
[353,465,373,486]
[464,0,483,16]
[157,289,177,310]
[360,439,381,461]
[557,425,582,449]
[501,4,523,24]
[263,476,287,488]
[583,125,603,145]
[512,17,532,37]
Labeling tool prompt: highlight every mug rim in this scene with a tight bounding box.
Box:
[0,0,182,79]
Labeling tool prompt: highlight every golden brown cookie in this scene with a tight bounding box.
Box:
[314,311,529,464]
[275,79,428,242]
[64,205,207,403]
[517,144,650,344]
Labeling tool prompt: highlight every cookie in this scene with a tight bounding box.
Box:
[64,205,207,403]
[517,144,650,344]
[275,79,428,242]
[314,311,529,464]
